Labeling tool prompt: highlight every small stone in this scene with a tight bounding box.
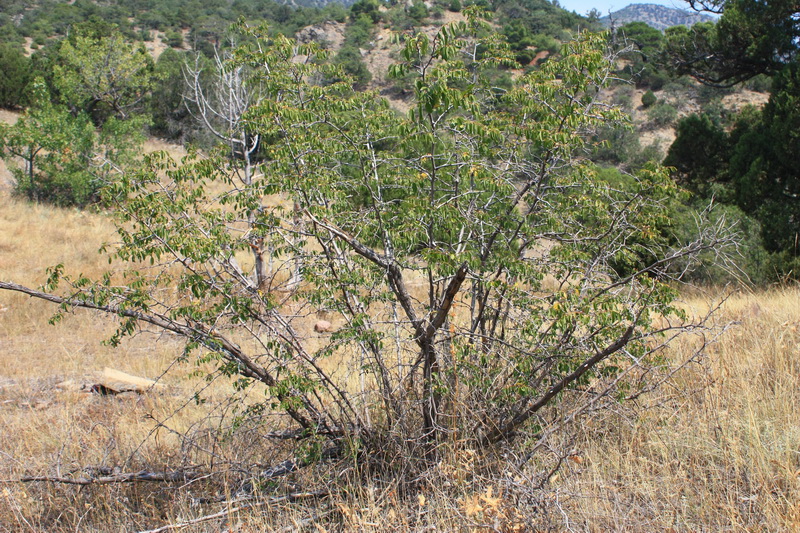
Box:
[314,320,332,333]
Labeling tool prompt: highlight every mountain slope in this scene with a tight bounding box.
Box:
[600,3,716,31]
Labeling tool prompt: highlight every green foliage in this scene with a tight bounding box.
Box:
[646,101,677,127]
[729,66,800,254]
[1,5,733,477]
[408,0,430,22]
[592,121,662,172]
[641,89,656,108]
[350,0,382,23]
[0,43,30,108]
[618,21,663,54]
[165,30,184,48]
[0,80,98,206]
[54,28,155,126]
[493,0,584,41]
[341,11,375,50]
[385,7,418,32]
[742,74,772,93]
[331,8,377,89]
[665,71,800,278]
[0,16,23,47]
[334,46,373,89]
[668,201,769,284]
[149,48,190,140]
[321,3,349,23]
[664,113,729,198]
[503,21,533,51]
[530,33,560,54]
[611,85,634,111]
[658,0,800,279]
[502,23,559,65]
[593,123,637,165]
[663,0,798,87]
[616,22,668,89]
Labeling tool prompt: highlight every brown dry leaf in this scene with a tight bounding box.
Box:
[463,495,484,517]
[480,486,502,511]
[570,455,584,464]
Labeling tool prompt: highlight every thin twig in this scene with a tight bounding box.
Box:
[138,490,329,533]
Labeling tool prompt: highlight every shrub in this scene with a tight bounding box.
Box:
[641,89,657,108]
[334,46,372,89]
[0,24,732,497]
[0,43,30,108]
[647,102,678,127]
[165,30,183,48]
[408,0,429,22]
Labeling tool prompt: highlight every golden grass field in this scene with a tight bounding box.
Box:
[1,187,799,531]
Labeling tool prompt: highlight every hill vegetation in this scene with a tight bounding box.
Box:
[0,0,798,530]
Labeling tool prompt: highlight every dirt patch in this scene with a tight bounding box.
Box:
[0,110,21,191]
[0,109,21,126]
[142,31,170,60]
[22,37,35,56]
[363,26,397,87]
[142,137,188,160]
[638,127,676,155]
[722,89,769,112]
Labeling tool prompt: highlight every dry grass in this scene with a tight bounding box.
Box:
[551,289,800,531]
[0,194,245,531]
[2,189,800,531]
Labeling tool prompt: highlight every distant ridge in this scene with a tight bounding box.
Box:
[600,3,716,31]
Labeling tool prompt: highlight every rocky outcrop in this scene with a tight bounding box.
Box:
[295,21,346,51]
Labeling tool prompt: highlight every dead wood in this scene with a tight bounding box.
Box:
[17,469,204,485]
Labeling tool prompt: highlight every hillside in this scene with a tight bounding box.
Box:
[601,3,716,30]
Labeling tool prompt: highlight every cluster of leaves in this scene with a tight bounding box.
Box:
[0,43,31,108]
[663,0,799,88]
[0,81,97,205]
